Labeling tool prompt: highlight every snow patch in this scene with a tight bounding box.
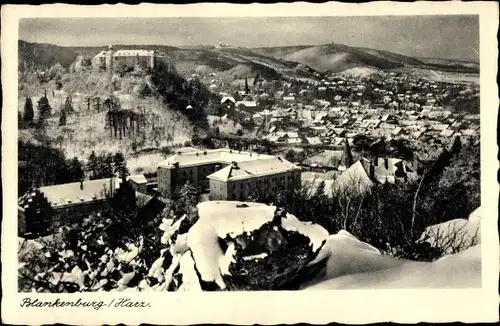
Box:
[219,243,237,276]
[282,213,329,252]
[177,252,203,291]
[419,217,480,254]
[242,252,268,261]
[302,230,481,290]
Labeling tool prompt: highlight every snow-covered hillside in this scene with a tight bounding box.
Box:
[167,201,483,290]
[302,232,481,290]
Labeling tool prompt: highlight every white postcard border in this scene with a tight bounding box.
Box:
[2,2,499,324]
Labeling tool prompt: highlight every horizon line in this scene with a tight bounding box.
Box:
[18,39,480,63]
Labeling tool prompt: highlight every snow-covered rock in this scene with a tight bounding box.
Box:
[301,231,481,290]
[419,207,481,254]
[175,201,329,291]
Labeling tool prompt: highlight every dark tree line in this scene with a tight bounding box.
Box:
[86,151,129,180]
[150,60,217,130]
[18,141,84,196]
[105,108,148,140]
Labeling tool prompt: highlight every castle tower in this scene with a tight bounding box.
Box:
[106,44,114,72]
[106,45,114,94]
[150,50,156,69]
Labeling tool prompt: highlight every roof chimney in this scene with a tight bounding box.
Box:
[231,161,238,169]
[80,180,84,190]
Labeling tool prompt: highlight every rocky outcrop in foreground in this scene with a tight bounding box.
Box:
[163,201,329,291]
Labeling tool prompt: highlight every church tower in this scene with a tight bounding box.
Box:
[244,77,250,95]
[339,137,354,171]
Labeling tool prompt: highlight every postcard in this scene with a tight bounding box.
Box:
[2,2,499,325]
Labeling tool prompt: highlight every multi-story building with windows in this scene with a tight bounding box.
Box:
[207,157,301,201]
[92,45,158,71]
[157,149,301,199]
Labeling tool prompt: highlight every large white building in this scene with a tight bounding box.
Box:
[92,45,158,71]
[157,149,301,200]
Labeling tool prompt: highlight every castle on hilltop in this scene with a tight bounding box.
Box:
[92,45,158,71]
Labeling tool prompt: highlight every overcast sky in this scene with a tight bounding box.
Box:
[19,16,479,61]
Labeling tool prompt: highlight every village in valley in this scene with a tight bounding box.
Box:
[17,16,482,293]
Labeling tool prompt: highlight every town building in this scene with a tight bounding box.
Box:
[18,177,166,239]
[207,157,301,201]
[18,178,118,238]
[157,149,301,199]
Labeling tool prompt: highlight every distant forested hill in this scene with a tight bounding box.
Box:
[18,40,78,71]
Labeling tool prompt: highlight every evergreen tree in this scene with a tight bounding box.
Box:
[102,154,115,178]
[113,152,129,180]
[341,137,354,168]
[253,72,260,86]
[58,108,67,126]
[93,96,101,113]
[86,151,98,179]
[23,97,34,122]
[284,149,297,162]
[68,157,85,182]
[137,83,151,99]
[451,136,462,155]
[55,76,63,90]
[108,178,138,247]
[173,181,199,220]
[63,95,73,114]
[37,92,52,120]
[313,180,327,200]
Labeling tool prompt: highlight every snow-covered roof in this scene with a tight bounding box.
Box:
[114,49,155,57]
[158,149,274,169]
[334,160,374,194]
[32,178,117,207]
[236,101,257,108]
[305,137,323,145]
[127,174,148,184]
[207,157,299,182]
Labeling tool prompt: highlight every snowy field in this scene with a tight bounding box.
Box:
[301,231,481,289]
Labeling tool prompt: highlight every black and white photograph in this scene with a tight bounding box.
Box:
[2,2,499,325]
